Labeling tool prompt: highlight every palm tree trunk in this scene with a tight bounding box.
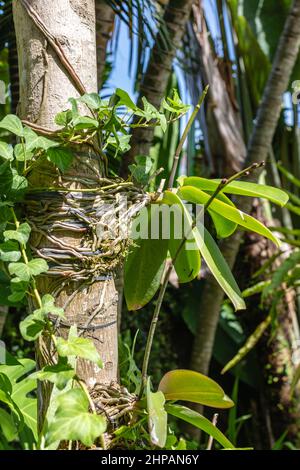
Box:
[96,0,114,90]
[191,0,300,378]
[120,0,195,177]
[13,0,119,422]
[191,2,246,175]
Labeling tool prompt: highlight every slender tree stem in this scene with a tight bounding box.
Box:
[167,86,209,189]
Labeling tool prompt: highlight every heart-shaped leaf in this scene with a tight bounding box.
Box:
[0,115,24,137]
[46,388,106,447]
[56,336,103,368]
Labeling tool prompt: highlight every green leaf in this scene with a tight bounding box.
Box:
[159,369,234,408]
[78,93,102,110]
[27,258,49,276]
[54,110,73,127]
[8,262,31,281]
[36,294,64,318]
[181,176,289,207]
[0,141,13,160]
[0,240,21,262]
[194,225,246,310]
[162,89,190,115]
[115,88,137,110]
[46,147,73,172]
[72,116,99,130]
[166,404,235,449]
[31,360,75,390]
[56,336,103,368]
[129,155,154,185]
[208,193,238,238]
[179,186,280,247]
[9,259,48,281]
[46,388,106,447]
[161,190,201,283]
[0,359,37,440]
[24,127,58,151]
[147,378,167,448]
[0,408,17,442]
[20,311,46,341]
[4,222,31,245]
[124,206,168,310]
[14,143,33,162]
[8,279,29,303]
[0,115,24,137]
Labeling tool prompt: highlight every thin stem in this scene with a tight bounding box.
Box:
[140,162,265,397]
[167,86,209,189]
[78,379,97,414]
[11,208,42,308]
[206,413,219,450]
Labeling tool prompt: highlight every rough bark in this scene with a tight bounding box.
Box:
[95,0,114,90]
[13,0,119,421]
[191,3,246,175]
[120,0,195,177]
[191,0,300,379]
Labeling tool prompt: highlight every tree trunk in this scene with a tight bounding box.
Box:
[95,0,114,90]
[120,0,195,177]
[191,3,246,175]
[13,0,119,422]
[191,0,300,379]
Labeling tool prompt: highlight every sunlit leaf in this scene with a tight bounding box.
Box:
[159,369,234,408]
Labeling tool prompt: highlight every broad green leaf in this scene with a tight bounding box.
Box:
[0,240,21,262]
[30,360,75,390]
[9,262,31,281]
[34,294,64,318]
[14,143,33,162]
[0,408,17,442]
[0,359,37,440]
[9,259,48,281]
[54,110,73,127]
[194,225,245,310]
[166,404,235,449]
[158,369,234,408]
[124,206,169,310]
[180,176,288,207]
[161,190,201,283]
[179,186,280,247]
[4,222,31,245]
[23,127,58,151]
[147,378,167,448]
[129,155,154,185]
[20,311,46,341]
[46,147,73,172]
[0,115,24,137]
[0,141,13,160]
[8,278,28,303]
[72,116,99,130]
[78,93,102,110]
[46,388,106,447]
[115,88,137,110]
[56,336,103,368]
[27,258,48,276]
[208,193,238,238]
